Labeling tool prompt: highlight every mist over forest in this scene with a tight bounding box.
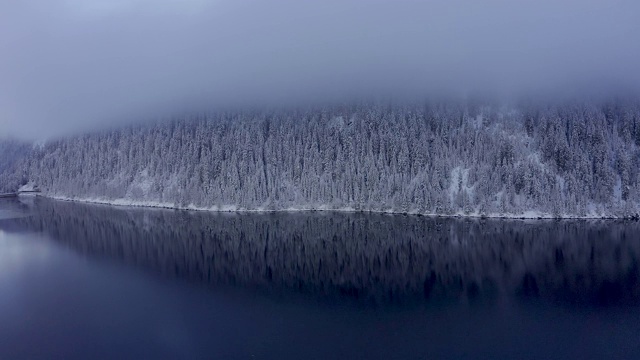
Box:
[2,99,640,218]
[2,0,640,139]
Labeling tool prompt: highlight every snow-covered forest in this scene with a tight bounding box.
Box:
[3,100,640,217]
[0,140,30,193]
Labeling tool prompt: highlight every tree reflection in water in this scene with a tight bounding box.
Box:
[2,198,639,306]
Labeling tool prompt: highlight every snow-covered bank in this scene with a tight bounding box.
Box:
[43,194,638,220]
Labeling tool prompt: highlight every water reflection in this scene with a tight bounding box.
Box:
[1,198,639,305]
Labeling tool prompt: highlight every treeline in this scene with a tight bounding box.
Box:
[5,100,640,217]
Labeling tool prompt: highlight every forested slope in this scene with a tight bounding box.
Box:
[8,101,640,217]
[0,140,31,193]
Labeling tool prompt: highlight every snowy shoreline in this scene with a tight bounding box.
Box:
[38,194,638,220]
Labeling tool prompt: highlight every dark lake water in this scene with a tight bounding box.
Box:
[1,197,639,359]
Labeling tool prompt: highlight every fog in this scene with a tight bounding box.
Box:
[1,0,639,139]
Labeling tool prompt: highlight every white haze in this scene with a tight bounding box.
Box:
[1,0,639,139]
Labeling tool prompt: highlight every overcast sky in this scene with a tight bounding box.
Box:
[1,0,639,139]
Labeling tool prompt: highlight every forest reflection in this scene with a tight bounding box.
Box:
[1,198,639,306]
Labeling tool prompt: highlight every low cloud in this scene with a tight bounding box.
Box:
[2,0,639,138]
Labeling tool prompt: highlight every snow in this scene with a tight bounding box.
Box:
[613,177,622,204]
[130,169,154,195]
[44,194,626,219]
[327,116,345,130]
[18,182,36,192]
[448,166,475,204]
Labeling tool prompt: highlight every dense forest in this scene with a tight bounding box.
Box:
[2,100,640,217]
[0,140,30,192]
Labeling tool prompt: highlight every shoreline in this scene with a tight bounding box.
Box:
[23,194,640,221]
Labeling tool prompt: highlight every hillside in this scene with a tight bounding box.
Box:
[0,139,31,193]
[7,101,640,217]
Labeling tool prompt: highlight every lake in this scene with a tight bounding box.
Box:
[0,197,639,359]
